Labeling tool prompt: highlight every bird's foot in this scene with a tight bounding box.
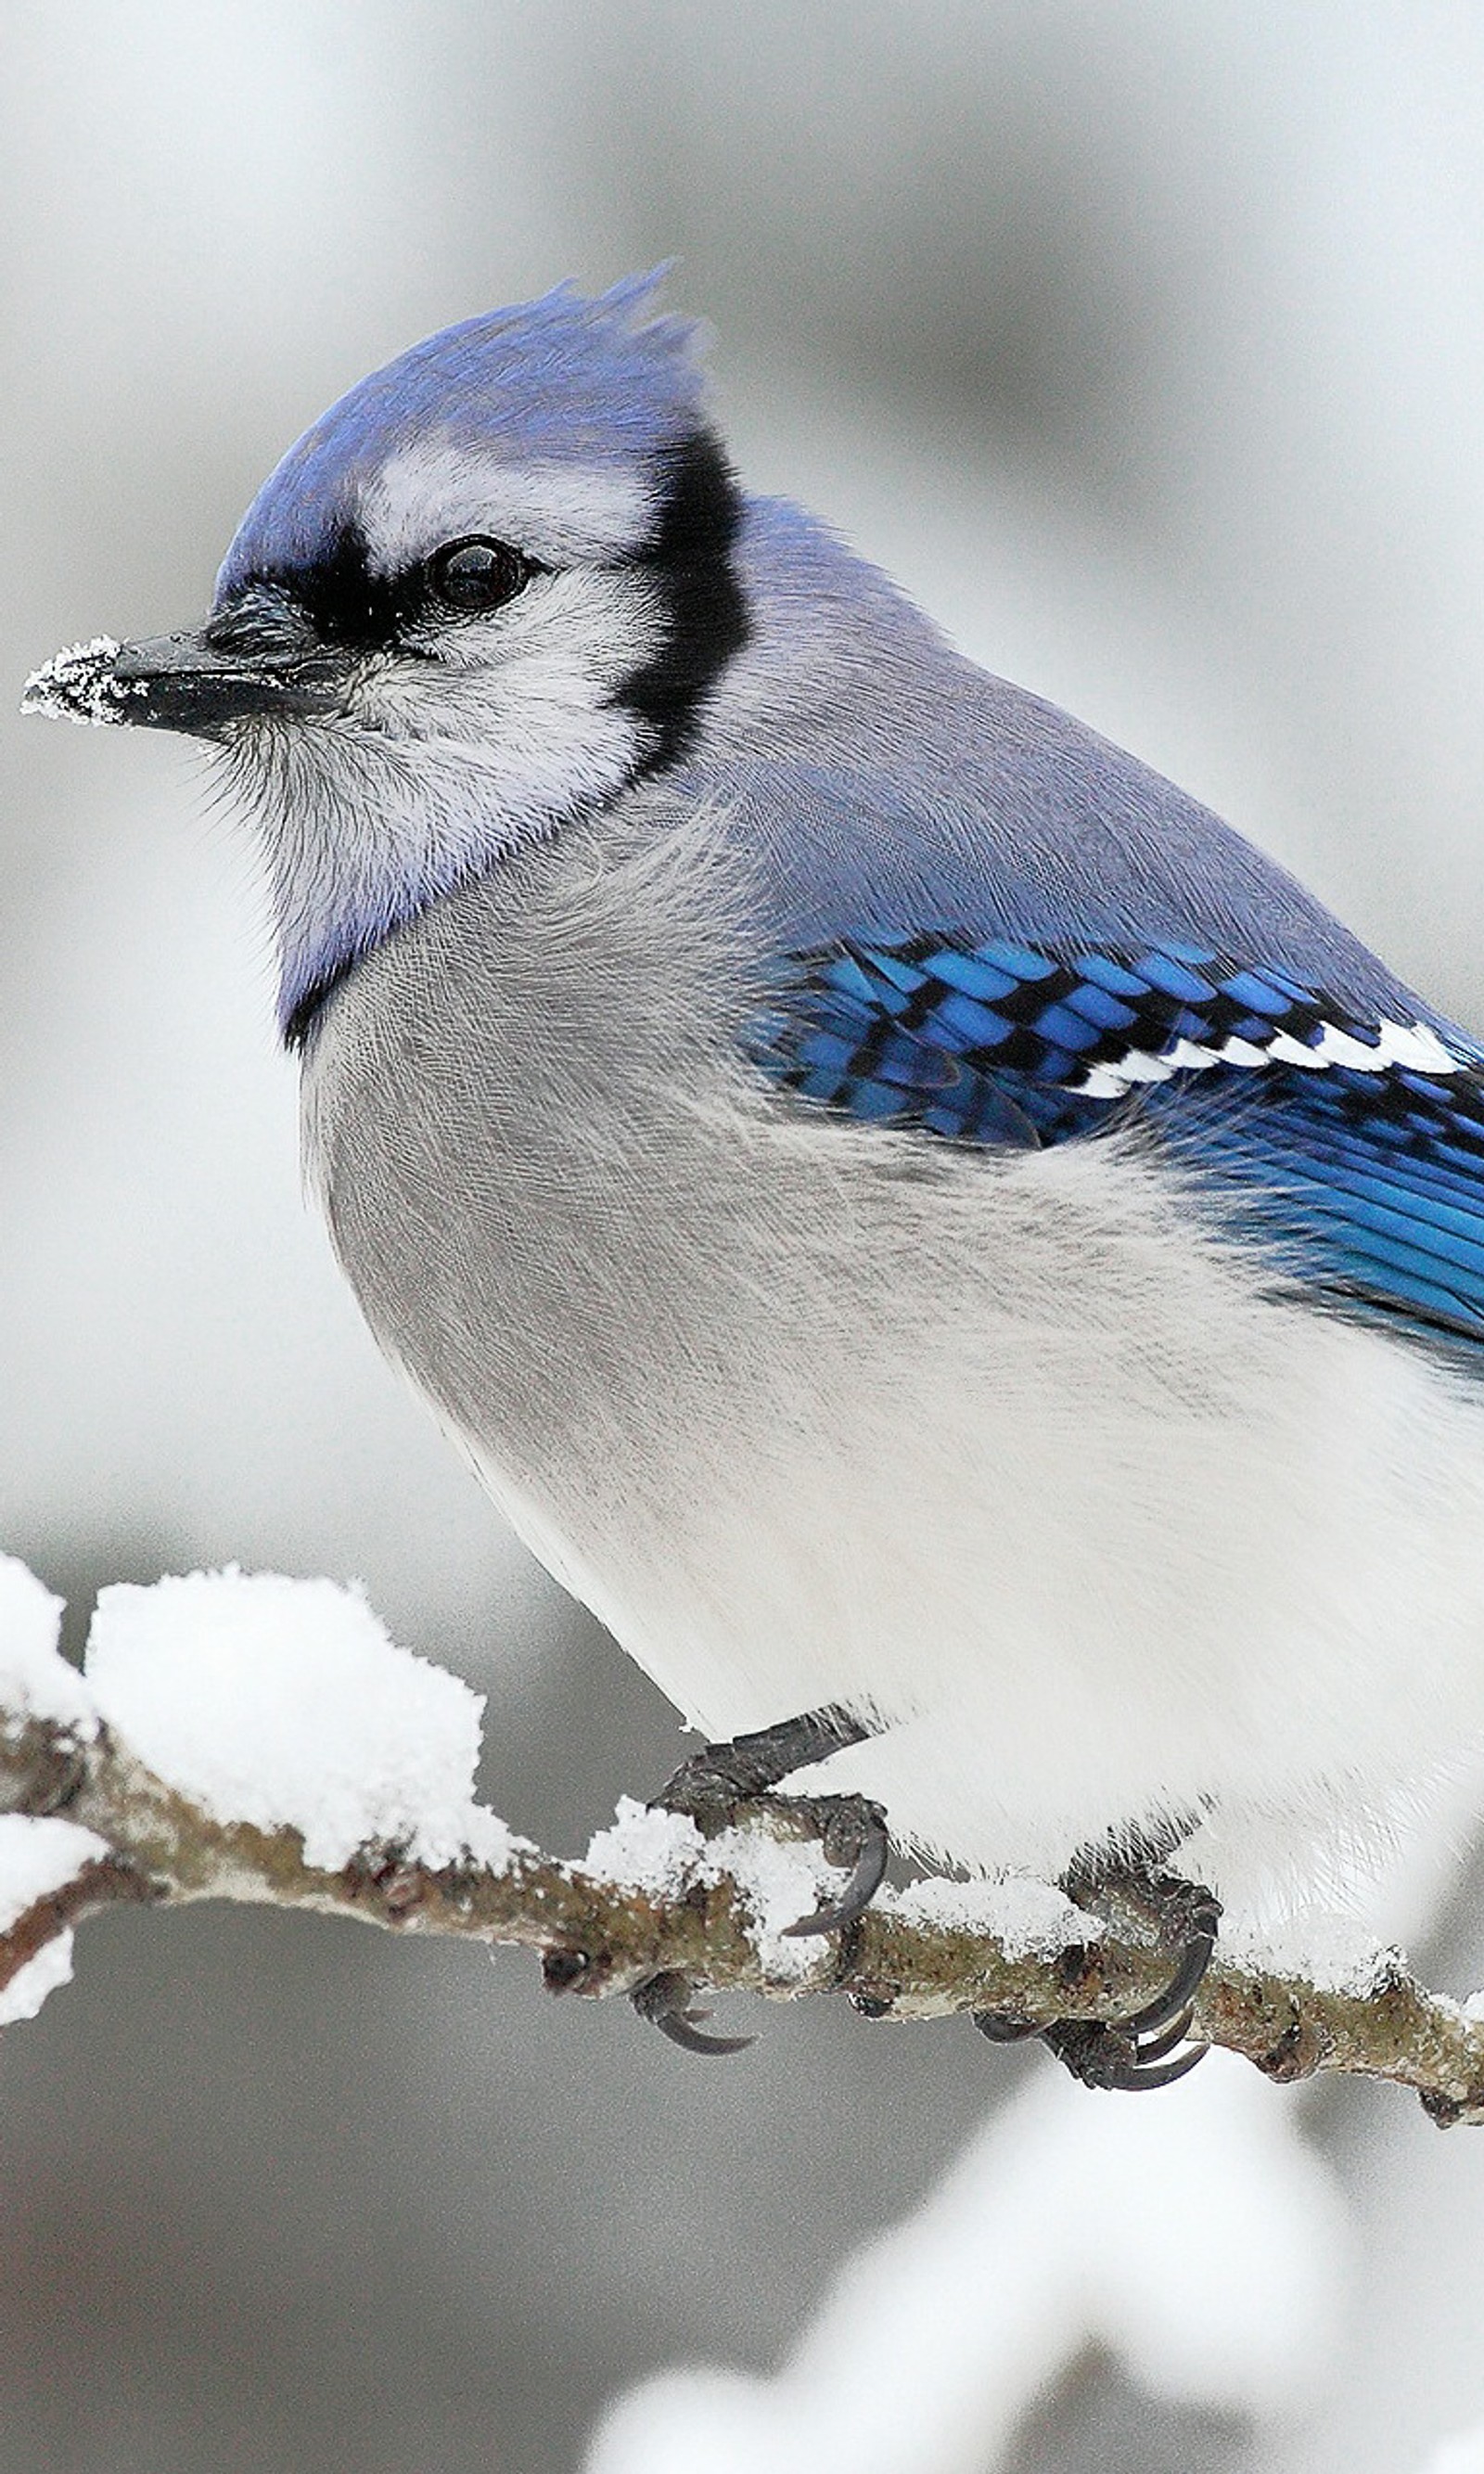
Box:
[650,1703,889,1936]
[1054,1854,1221,2090]
[630,1703,889,2054]
[974,1847,1221,2093]
[774,1788,890,1937]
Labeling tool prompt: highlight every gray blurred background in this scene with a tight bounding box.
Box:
[7,5,1484,2469]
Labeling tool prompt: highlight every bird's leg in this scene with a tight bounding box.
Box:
[653,1703,870,1819]
[974,1817,1221,2092]
[631,1702,889,2054]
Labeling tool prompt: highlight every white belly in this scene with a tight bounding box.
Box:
[455,1117,1484,1906]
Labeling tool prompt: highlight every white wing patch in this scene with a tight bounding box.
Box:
[1074,1015,1463,1102]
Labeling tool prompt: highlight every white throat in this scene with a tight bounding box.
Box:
[221,564,664,1034]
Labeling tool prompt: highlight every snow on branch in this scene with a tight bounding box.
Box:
[2,1553,1484,2122]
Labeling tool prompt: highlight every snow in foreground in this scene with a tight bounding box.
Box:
[586,2051,1346,2474]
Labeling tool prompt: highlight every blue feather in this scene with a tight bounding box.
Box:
[750,933,1484,1352]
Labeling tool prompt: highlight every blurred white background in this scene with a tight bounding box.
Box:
[7,6,1484,2468]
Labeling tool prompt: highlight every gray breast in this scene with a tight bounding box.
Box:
[299,802,787,1511]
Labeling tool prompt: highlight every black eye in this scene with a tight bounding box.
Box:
[426,536,535,614]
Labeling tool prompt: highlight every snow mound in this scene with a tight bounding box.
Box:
[584,1797,706,1900]
[0,1554,96,1735]
[85,1568,517,1873]
[889,1871,1091,1959]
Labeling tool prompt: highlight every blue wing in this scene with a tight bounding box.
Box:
[749,933,1484,1352]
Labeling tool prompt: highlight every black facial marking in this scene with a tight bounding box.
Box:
[200,582,321,664]
[283,953,358,1051]
[218,521,540,656]
[225,522,409,651]
[616,427,751,773]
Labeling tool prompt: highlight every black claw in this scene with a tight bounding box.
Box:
[1122,1905,1219,2043]
[1127,2002,1197,2067]
[783,1802,889,1937]
[979,1847,1222,2095]
[1042,2017,1209,2091]
[630,1969,753,2057]
[1117,2040,1209,2091]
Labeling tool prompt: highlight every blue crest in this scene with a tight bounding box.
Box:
[217,272,707,597]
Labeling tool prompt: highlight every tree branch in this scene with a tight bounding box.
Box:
[3,1690,1483,2123]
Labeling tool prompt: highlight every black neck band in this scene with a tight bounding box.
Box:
[617,427,750,772]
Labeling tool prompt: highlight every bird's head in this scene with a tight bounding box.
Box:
[24,275,751,1034]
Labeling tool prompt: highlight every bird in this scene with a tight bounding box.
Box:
[25,272,1484,2086]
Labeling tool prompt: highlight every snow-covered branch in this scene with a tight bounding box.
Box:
[2,1554,1483,2121]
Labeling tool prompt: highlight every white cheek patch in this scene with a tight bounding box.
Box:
[292,568,664,874]
[359,568,667,720]
[1074,1015,1463,1101]
[360,437,659,572]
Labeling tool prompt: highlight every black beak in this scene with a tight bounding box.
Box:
[111,630,340,733]
[22,624,341,738]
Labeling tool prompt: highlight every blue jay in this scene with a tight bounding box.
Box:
[26,276,1484,2085]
